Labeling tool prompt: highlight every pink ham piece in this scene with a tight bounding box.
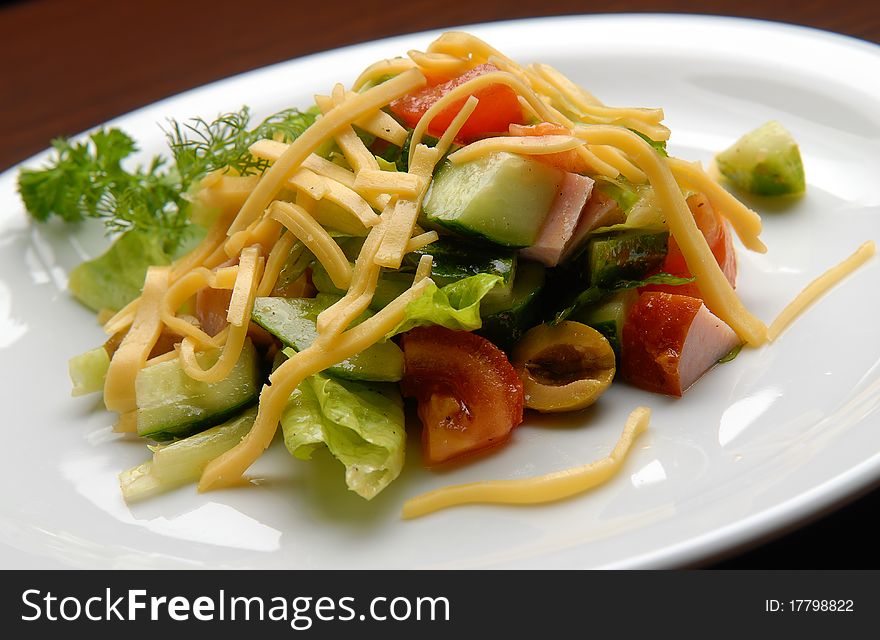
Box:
[621,292,740,397]
[519,172,593,266]
[558,189,625,263]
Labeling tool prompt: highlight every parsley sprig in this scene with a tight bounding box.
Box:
[17,106,318,253]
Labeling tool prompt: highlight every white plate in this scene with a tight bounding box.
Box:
[1,14,879,569]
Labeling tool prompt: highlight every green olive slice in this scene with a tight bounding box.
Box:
[511,321,615,413]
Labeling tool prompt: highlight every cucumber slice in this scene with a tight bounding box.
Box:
[716,121,805,196]
[136,339,261,442]
[251,295,404,381]
[120,407,257,502]
[587,230,668,288]
[571,289,638,356]
[69,346,110,397]
[479,261,546,349]
[402,237,516,288]
[423,152,563,247]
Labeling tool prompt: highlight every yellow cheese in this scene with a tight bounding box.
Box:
[269,201,353,289]
[353,170,425,200]
[373,144,439,269]
[103,267,170,413]
[227,68,425,235]
[447,134,586,164]
[667,157,767,253]
[769,241,876,341]
[575,125,768,346]
[352,57,416,91]
[401,406,651,518]
[198,278,431,491]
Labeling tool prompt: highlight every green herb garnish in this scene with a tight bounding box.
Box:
[17,106,318,254]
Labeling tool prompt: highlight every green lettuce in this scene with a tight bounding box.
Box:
[68,229,172,312]
[388,273,502,337]
[280,373,406,500]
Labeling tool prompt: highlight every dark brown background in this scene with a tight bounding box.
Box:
[1,0,878,568]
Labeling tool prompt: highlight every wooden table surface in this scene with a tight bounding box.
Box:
[2,0,878,569]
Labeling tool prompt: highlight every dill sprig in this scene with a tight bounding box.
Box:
[166,106,319,187]
[17,106,319,253]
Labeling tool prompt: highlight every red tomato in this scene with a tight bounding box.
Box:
[400,326,524,466]
[643,193,737,299]
[388,64,524,143]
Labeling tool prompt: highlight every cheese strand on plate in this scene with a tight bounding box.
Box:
[401,406,651,518]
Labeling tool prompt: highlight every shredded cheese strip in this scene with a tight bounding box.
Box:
[405,230,439,253]
[529,63,670,139]
[318,90,408,146]
[447,134,586,164]
[434,95,479,158]
[251,140,390,212]
[226,247,261,326]
[113,412,137,434]
[575,125,768,346]
[227,68,425,235]
[667,157,767,253]
[269,201,352,289]
[408,70,566,167]
[588,145,647,184]
[103,267,170,414]
[102,297,139,336]
[401,406,651,518]
[160,268,225,349]
[374,144,439,269]
[354,169,425,200]
[414,254,433,282]
[408,49,473,79]
[225,215,282,258]
[768,241,876,341]
[317,86,382,175]
[179,250,263,383]
[352,57,417,91]
[198,278,432,491]
[316,204,392,336]
[257,232,300,297]
[170,208,238,281]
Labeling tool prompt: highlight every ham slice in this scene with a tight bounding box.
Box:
[558,189,625,263]
[621,292,740,396]
[519,172,593,266]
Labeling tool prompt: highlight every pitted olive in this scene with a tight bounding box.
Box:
[511,321,615,413]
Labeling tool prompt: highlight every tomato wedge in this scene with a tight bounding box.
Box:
[642,193,737,299]
[400,326,524,466]
[388,64,524,143]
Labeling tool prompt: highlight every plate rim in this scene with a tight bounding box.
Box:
[2,12,880,569]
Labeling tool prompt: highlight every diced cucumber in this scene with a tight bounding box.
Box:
[120,407,257,502]
[479,261,546,349]
[312,237,517,312]
[311,262,414,311]
[136,339,261,442]
[251,295,404,381]
[69,346,110,396]
[587,230,668,288]
[592,177,640,213]
[402,237,516,289]
[716,121,805,196]
[423,152,564,248]
[571,289,638,356]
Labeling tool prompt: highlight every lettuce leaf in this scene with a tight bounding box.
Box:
[68,229,172,312]
[388,273,502,337]
[280,373,406,500]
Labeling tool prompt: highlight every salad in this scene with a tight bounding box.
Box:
[18,31,870,517]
